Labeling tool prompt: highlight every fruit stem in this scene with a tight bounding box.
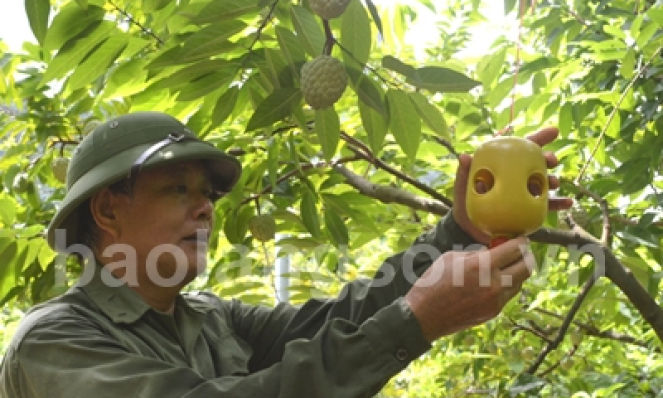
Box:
[322,19,335,55]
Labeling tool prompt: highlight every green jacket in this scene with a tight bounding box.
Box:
[0,214,475,398]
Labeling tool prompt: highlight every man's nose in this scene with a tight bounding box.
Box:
[192,191,214,220]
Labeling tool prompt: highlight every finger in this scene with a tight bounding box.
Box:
[455,154,472,195]
[501,251,534,287]
[548,175,559,190]
[526,127,559,147]
[548,197,574,211]
[453,154,472,214]
[484,237,528,271]
[544,152,558,168]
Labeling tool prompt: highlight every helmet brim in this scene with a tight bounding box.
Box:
[47,139,241,252]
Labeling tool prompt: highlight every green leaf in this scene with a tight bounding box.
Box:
[504,0,517,14]
[142,0,171,13]
[347,68,386,117]
[40,21,116,87]
[0,239,19,303]
[103,57,149,98]
[408,92,450,140]
[635,22,658,50]
[150,59,236,91]
[617,158,651,194]
[67,35,128,91]
[647,7,663,27]
[75,0,88,9]
[178,22,247,63]
[558,102,573,137]
[383,57,480,93]
[314,107,340,162]
[37,240,56,271]
[276,26,307,78]
[603,24,626,39]
[340,0,372,69]
[0,194,16,226]
[324,211,348,246]
[301,190,321,237]
[276,237,325,250]
[246,87,302,131]
[386,89,421,161]
[476,47,507,87]
[264,48,294,89]
[407,66,481,93]
[190,0,259,25]
[176,70,234,101]
[359,99,388,155]
[212,86,240,127]
[290,5,325,58]
[381,55,417,79]
[43,4,105,52]
[25,0,51,46]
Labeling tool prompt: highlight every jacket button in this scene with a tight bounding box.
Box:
[395,348,408,361]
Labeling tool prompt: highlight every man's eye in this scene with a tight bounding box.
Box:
[173,185,188,194]
[205,189,223,202]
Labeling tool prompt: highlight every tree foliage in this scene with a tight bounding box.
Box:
[1,0,663,395]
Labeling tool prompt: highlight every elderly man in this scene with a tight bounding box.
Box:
[0,112,570,397]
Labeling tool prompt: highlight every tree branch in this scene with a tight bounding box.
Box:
[334,165,450,215]
[529,227,663,343]
[341,132,454,207]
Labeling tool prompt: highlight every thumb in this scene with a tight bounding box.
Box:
[454,154,472,209]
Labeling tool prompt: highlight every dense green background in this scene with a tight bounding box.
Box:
[1,0,663,395]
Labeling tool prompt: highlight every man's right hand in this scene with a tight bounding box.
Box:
[404,237,533,343]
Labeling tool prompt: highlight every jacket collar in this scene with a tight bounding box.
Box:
[76,261,214,325]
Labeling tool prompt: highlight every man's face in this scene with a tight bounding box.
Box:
[111,160,217,287]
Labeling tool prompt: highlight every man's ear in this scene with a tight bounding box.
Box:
[90,188,122,240]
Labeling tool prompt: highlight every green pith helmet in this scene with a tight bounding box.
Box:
[46,111,242,252]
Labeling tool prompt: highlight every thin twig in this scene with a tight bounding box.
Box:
[576,45,663,183]
[334,40,402,89]
[108,0,164,46]
[240,0,280,70]
[532,307,661,352]
[538,344,578,377]
[526,271,599,375]
[340,132,454,207]
[334,165,450,215]
[241,155,360,204]
[507,317,554,344]
[430,136,459,159]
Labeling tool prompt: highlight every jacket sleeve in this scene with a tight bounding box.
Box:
[225,212,479,395]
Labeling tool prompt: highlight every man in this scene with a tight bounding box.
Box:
[0,112,570,397]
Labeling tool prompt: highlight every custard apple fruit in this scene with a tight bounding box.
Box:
[52,157,69,184]
[248,214,277,242]
[301,55,348,110]
[309,0,352,20]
